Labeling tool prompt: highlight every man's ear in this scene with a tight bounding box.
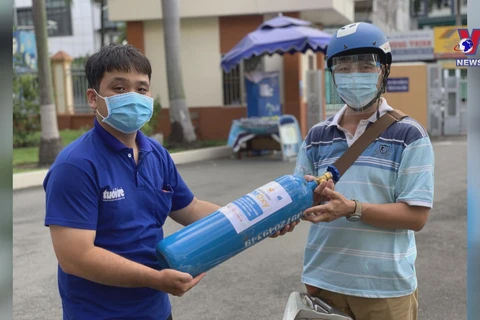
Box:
[86,89,98,110]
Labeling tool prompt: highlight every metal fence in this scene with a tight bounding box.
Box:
[71,61,91,113]
[14,61,91,114]
[222,63,244,106]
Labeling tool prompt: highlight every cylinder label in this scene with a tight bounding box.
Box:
[219,181,293,234]
[244,211,303,248]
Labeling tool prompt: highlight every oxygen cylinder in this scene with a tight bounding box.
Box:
[156,169,338,277]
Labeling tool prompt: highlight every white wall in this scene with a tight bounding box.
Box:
[301,51,318,103]
[143,17,223,108]
[395,0,410,32]
[371,0,410,33]
[14,0,31,7]
[108,0,353,24]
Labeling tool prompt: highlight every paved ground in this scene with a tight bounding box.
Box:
[13,137,467,320]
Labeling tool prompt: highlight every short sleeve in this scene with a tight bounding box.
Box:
[44,162,99,230]
[294,140,315,177]
[395,136,435,208]
[165,154,194,212]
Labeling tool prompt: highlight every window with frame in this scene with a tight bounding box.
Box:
[222,62,244,106]
[410,0,428,16]
[16,8,33,28]
[221,55,263,106]
[15,0,73,37]
[45,0,73,37]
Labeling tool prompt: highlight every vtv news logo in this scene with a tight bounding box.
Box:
[455,28,480,67]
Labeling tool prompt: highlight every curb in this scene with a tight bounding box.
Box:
[13,169,50,191]
[170,145,232,165]
[13,145,232,191]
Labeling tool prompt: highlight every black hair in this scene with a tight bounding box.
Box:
[85,44,152,90]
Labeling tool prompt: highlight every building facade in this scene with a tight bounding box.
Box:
[108,0,354,137]
[410,0,467,29]
[14,0,124,58]
[354,0,413,33]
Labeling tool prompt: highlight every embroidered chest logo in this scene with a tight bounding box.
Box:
[379,144,390,155]
[103,188,125,202]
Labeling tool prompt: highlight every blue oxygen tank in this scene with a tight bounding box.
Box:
[156,169,338,277]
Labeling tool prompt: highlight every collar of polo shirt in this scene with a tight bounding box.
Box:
[93,118,153,153]
[328,97,394,128]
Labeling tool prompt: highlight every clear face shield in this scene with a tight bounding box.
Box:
[328,53,384,115]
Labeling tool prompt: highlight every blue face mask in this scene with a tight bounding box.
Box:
[95,91,154,134]
[334,72,380,110]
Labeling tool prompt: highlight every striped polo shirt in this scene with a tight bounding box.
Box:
[294,98,435,298]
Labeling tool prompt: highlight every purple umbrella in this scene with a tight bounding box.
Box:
[221,15,332,72]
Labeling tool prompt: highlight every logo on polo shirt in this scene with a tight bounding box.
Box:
[103,188,125,201]
[379,144,390,155]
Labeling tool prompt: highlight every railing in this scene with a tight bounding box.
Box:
[14,62,92,114]
[71,61,91,114]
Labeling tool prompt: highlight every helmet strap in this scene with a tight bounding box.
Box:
[380,65,391,94]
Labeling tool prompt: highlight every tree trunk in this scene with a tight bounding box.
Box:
[32,0,63,166]
[161,0,198,147]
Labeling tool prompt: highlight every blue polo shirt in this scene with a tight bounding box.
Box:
[43,119,194,320]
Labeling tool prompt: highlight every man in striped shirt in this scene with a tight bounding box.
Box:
[294,22,434,319]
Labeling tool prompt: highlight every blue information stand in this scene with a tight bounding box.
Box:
[245,71,282,118]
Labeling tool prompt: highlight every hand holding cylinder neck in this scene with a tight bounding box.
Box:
[306,165,340,207]
[314,165,340,185]
[314,171,333,185]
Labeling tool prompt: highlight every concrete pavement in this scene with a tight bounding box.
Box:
[13,137,467,320]
[12,145,232,191]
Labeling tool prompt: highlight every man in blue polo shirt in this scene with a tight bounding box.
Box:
[293,23,435,319]
[43,44,300,320]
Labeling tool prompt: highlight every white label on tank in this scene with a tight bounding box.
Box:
[219,181,293,234]
[336,23,359,38]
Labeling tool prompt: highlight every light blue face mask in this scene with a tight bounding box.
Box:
[95,91,154,134]
[334,72,380,110]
